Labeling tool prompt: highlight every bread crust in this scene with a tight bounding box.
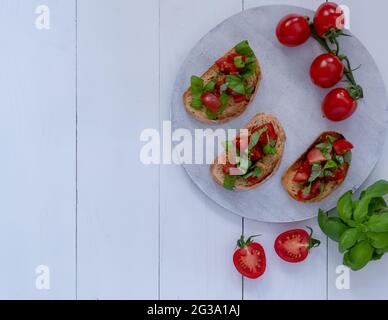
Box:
[281,131,350,203]
[210,113,286,191]
[183,48,261,124]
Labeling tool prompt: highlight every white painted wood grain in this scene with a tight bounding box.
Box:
[327,0,388,300]
[0,0,76,299]
[159,0,244,299]
[76,0,159,299]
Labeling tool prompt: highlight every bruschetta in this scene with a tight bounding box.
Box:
[184,40,261,124]
[282,132,353,202]
[211,113,286,191]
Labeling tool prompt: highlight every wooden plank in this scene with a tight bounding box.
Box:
[243,0,326,300]
[159,0,244,299]
[327,0,388,300]
[0,0,76,299]
[76,0,159,299]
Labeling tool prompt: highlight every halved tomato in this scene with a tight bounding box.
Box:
[274,228,320,263]
[233,235,266,279]
[333,139,354,155]
[201,92,221,113]
[293,161,311,183]
[307,148,326,164]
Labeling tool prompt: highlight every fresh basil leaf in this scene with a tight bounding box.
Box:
[190,93,203,110]
[309,164,322,183]
[365,180,388,198]
[245,56,256,65]
[219,92,229,110]
[316,143,332,160]
[191,75,204,95]
[367,213,388,232]
[243,167,262,179]
[246,86,255,94]
[368,197,387,216]
[223,175,237,190]
[205,108,218,120]
[318,209,348,242]
[241,64,256,79]
[204,80,216,92]
[344,241,373,271]
[303,183,312,196]
[248,127,267,150]
[339,228,359,253]
[335,155,345,165]
[367,232,388,249]
[226,75,246,94]
[344,150,352,164]
[354,196,372,223]
[234,56,245,69]
[235,40,254,57]
[337,191,354,222]
[324,160,338,171]
[327,135,338,144]
[263,144,276,155]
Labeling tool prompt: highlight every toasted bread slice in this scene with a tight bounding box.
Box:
[184,44,261,124]
[282,132,350,203]
[211,113,286,191]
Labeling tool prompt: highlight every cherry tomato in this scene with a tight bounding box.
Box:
[274,228,320,263]
[293,161,311,183]
[216,56,238,74]
[314,2,344,38]
[333,139,354,155]
[276,14,311,47]
[233,235,266,279]
[201,92,221,113]
[310,53,344,88]
[322,88,357,121]
[307,148,326,164]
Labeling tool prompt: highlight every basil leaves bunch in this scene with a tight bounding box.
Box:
[318,180,388,271]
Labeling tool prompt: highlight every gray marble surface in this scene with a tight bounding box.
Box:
[172,5,388,222]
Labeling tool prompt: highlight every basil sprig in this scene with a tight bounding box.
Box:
[318,180,388,271]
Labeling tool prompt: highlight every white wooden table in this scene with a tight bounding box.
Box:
[1,0,387,300]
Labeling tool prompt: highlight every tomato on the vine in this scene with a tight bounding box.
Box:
[310,53,344,88]
[276,14,311,47]
[313,2,345,38]
[322,88,357,122]
[274,228,320,263]
[233,235,266,279]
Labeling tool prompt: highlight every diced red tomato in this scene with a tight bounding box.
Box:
[333,139,354,155]
[307,148,326,164]
[251,145,264,161]
[216,56,238,74]
[223,163,236,175]
[201,92,221,113]
[253,123,278,145]
[247,176,261,185]
[233,94,248,103]
[326,168,345,182]
[235,134,249,151]
[297,180,321,201]
[293,161,311,183]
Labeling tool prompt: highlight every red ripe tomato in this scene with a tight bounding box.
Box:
[326,168,345,182]
[310,53,344,88]
[293,161,311,183]
[215,75,226,93]
[322,88,357,121]
[222,163,236,175]
[201,92,221,113]
[297,179,321,201]
[232,94,248,103]
[251,145,264,161]
[255,122,278,145]
[333,139,354,155]
[216,56,238,74]
[233,235,266,279]
[314,2,345,38]
[276,14,311,47]
[274,228,320,263]
[307,148,326,164]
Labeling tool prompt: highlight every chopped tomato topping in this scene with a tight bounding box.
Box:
[307,148,326,164]
[293,161,311,183]
[333,139,354,155]
[253,123,278,145]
